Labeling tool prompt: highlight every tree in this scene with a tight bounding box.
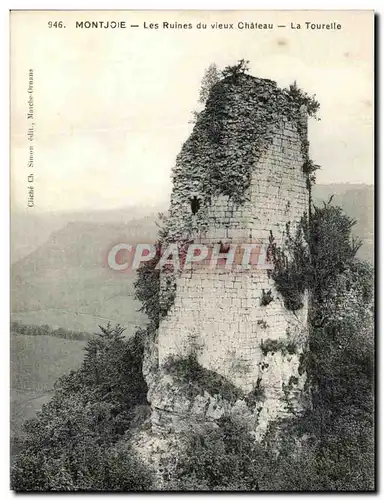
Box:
[11,324,151,492]
[221,59,250,80]
[309,200,362,313]
[198,63,221,104]
[134,245,161,327]
[189,63,222,124]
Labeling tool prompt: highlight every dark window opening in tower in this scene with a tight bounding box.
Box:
[190,196,200,215]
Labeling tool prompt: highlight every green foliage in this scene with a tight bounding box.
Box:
[221,59,250,80]
[266,310,374,491]
[260,288,274,306]
[163,353,243,404]
[190,64,222,125]
[245,377,265,410]
[286,80,320,184]
[269,223,310,311]
[11,324,152,492]
[198,63,221,104]
[287,80,320,118]
[134,244,161,327]
[270,199,364,312]
[269,197,366,317]
[260,338,298,356]
[12,441,152,492]
[167,400,374,491]
[257,419,374,491]
[163,353,267,412]
[309,200,362,308]
[80,323,148,409]
[303,158,321,176]
[167,417,263,491]
[133,236,177,328]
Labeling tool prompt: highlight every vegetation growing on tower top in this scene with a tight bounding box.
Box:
[174,60,320,212]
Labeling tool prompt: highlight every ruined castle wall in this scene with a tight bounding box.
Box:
[155,118,309,417]
[143,76,312,438]
[201,119,308,244]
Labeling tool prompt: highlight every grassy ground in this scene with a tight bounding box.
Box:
[11,267,147,335]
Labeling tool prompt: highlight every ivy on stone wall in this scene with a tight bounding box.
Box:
[164,353,266,412]
[163,353,244,404]
[245,376,266,410]
[260,338,298,357]
[173,65,319,211]
[268,220,311,312]
[134,243,162,329]
[134,219,178,328]
[166,64,320,244]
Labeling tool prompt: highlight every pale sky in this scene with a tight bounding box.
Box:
[11,10,374,212]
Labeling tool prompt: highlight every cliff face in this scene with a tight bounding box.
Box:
[142,74,311,442]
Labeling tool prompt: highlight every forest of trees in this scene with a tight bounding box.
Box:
[11,321,93,341]
[11,200,374,491]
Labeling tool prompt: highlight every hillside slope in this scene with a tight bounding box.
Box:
[11,217,159,334]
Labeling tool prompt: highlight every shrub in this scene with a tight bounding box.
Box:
[269,225,310,311]
[260,338,298,356]
[168,417,263,491]
[163,353,243,404]
[11,441,153,492]
[245,377,265,410]
[260,289,274,306]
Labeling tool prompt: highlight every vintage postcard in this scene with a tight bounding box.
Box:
[10,10,374,492]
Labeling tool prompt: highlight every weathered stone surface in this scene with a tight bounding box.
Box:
[143,74,310,440]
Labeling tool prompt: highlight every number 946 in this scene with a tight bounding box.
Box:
[48,21,64,28]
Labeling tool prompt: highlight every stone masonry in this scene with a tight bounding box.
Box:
[143,74,310,440]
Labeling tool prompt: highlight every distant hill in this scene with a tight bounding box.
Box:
[12,217,159,272]
[11,205,165,263]
[11,216,159,335]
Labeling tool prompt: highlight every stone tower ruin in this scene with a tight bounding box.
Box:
[143,73,311,439]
